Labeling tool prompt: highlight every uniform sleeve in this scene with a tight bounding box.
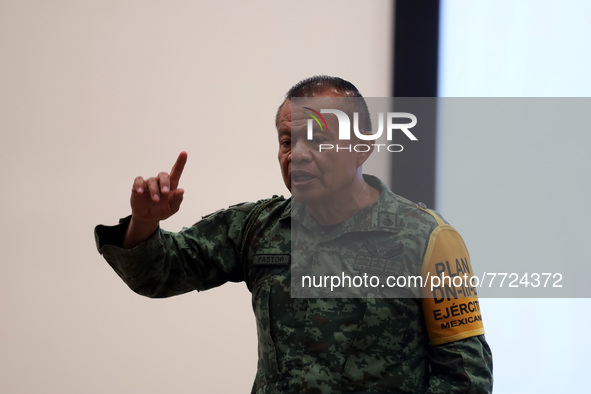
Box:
[94,204,253,298]
[419,209,493,393]
[426,335,493,393]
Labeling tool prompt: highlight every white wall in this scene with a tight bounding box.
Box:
[439,1,591,392]
[0,1,392,392]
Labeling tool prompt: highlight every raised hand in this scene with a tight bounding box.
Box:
[123,151,187,248]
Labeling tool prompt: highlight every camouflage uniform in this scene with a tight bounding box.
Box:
[95,175,492,393]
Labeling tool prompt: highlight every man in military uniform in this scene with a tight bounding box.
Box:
[95,76,493,393]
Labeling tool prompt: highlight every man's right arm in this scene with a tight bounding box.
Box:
[94,151,248,297]
[95,208,250,298]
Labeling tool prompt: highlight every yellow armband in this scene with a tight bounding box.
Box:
[419,209,485,345]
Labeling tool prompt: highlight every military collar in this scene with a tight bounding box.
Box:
[279,199,292,222]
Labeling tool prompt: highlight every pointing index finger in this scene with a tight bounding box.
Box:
[170,151,187,190]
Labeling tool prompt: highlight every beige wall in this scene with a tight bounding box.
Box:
[0,1,392,392]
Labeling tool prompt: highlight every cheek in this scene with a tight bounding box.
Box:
[278,152,287,169]
[278,154,291,191]
[278,152,290,175]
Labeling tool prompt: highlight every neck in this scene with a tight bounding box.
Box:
[306,175,380,226]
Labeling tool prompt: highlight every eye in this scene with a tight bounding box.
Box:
[309,134,327,146]
[279,139,291,149]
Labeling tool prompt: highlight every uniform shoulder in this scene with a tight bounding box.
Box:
[232,195,289,215]
[392,193,448,228]
[197,196,288,223]
[201,195,286,214]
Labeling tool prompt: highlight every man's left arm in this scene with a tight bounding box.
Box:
[426,335,493,393]
[418,211,493,393]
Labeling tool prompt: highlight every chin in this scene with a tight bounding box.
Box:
[291,188,310,203]
[291,188,323,205]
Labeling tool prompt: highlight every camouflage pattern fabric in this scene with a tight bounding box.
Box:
[95,175,492,393]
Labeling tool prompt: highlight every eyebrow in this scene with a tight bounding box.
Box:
[277,127,290,136]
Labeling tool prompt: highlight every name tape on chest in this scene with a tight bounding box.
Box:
[253,254,291,267]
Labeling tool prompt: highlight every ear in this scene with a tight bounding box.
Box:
[356,144,374,167]
[355,133,375,166]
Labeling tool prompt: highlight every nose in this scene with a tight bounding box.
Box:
[290,138,313,163]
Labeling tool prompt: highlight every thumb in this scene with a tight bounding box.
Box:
[169,188,185,214]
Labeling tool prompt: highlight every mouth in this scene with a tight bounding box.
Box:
[291,171,317,185]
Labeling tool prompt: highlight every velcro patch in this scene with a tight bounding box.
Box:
[354,255,402,276]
